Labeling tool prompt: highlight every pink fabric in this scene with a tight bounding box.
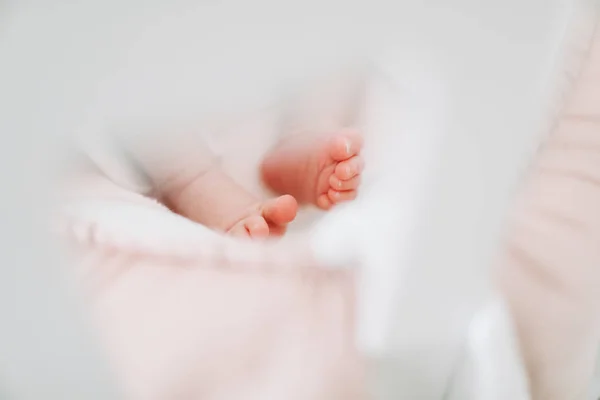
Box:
[498,12,600,400]
[56,11,600,399]
[60,171,365,400]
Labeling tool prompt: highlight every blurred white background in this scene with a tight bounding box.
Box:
[0,0,580,398]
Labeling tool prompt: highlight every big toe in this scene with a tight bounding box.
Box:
[261,195,298,226]
[334,155,364,180]
[328,130,363,162]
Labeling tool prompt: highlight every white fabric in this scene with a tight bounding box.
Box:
[3,0,599,398]
[73,0,597,397]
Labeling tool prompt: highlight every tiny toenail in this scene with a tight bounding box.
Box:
[344,139,351,155]
[338,180,343,188]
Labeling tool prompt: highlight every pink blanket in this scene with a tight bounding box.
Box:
[59,170,365,400]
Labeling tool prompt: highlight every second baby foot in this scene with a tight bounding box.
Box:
[260,130,364,210]
[227,194,298,238]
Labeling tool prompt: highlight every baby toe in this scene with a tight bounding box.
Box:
[328,131,363,162]
[227,222,251,238]
[329,174,361,191]
[261,195,298,226]
[327,189,357,204]
[245,216,270,238]
[229,216,269,239]
[316,193,334,210]
[334,156,364,180]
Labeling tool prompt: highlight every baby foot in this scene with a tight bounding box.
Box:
[260,130,363,210]
[227,194,298,238]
